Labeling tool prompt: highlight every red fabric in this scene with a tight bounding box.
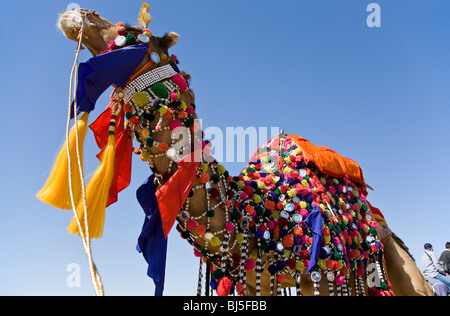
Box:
[89,102,133,207]
[367,201,387,226]
[156,152,201,238]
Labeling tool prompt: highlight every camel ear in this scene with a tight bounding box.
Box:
[160,32,179,49]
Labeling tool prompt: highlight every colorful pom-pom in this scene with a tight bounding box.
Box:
[172,74,188,92]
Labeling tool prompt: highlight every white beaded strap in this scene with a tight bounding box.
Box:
[123,64,179,103]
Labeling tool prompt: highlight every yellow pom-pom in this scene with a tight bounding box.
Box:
[133,92,148,107]
[288,188,297,198]
[210,237,220,247]
[252,195,262,204]
[294,148,302,155]
[159,105,168,115]
[317,259,326,270]
[236,233,244,245]
[237,181,245,189]
[141,151,151,161]
[257,181,265,190]
[217,164,226,174]
[251,248,258,259]
[201,164,208,172]
[296,260,305,272]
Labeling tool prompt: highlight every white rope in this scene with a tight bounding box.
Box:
[65,20,104,296]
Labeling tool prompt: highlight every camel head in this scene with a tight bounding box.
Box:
[57,7,179,57]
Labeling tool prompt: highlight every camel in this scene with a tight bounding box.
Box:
[44,5,432,296]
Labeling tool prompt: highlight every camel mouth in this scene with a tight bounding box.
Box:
[57,9,113,56]
[58,10,85,41]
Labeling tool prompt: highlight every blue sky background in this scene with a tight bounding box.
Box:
[0,0,449,296]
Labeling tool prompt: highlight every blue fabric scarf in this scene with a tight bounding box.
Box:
[136,175,167,296]
[305,205,323,275]
[73,44,148,117]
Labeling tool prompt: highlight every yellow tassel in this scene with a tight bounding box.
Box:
[138,3,153,29]
[36,112,89,210]
[67,132,116,239]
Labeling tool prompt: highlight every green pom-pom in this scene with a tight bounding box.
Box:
[369,227,378,236]
[206,209,215,218]
[255,205,264,217]
[150,83,169,98]
[231,209,241,221]
[211,269,224,280]
[211,174,220,184]
[126,34,136,44]
[146,137,154,147]
[332,251,341,260]
[185,117,194,127]
[200,248,209,258]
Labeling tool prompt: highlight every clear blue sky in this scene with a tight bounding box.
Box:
[0,0,449,296]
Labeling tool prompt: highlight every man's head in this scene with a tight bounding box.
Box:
[424,243,433,251]
[445,242,450,249]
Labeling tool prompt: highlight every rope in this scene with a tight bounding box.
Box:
[65,19,104,296]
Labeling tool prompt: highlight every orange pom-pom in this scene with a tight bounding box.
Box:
[159,143,169,152]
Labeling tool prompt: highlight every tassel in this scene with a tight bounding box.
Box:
[138,3,153,29]
[36,112,89,209]
[67,100,122,239]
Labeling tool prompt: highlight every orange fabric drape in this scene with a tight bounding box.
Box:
[287,135,367,194]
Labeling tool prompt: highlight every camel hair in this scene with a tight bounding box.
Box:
[45,6,433,296]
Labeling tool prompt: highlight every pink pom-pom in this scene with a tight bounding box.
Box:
[187,106,195,114]
[245,259,255,271]
[335,275,345,285]
[216,277,233,297]
[300,208,309,218]
[108,40,118,50]
[225,222,234,232]
[117,29,127,36]
[194,249,202,257]
[172,74,188,92]
[187,219,197,229]
[169,92,178,101]
[267,220,276,230]
[169,119,182,131]
[240,192,248,200]
[356,266,365,276]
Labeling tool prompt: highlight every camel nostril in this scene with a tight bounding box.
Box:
[58,11,83,34]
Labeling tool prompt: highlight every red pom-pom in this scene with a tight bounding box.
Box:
[216,277,233,297]
[209,188,220,199]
